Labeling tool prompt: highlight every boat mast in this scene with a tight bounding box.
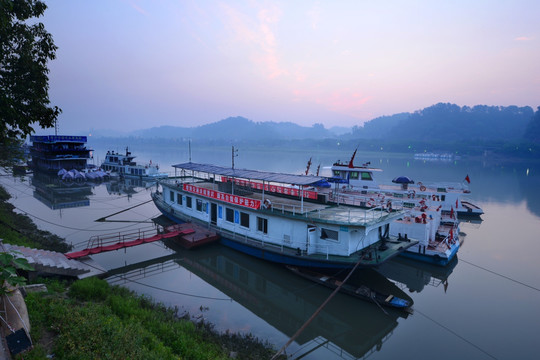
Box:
[232,146,238,169]
[232,146,238,195]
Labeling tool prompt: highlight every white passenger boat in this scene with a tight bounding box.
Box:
[100,147,168,179]
[327,151,483,218]
[151,162,417,269]
[389,203,460,266]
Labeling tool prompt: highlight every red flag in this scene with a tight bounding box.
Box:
[465,175,471,184]
[450,206,454,219]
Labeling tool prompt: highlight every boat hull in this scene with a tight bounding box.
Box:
[152,193,406,270]
[399,243,459,266]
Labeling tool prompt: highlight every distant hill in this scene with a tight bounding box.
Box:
[386,103,534,142]
[129,116,335,140]
[90,104,539,152]
[349,113,410,139]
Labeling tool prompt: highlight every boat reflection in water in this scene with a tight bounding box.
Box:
[106,177,155,197]
[31,171,92,210]
[147,242,410,359]
[376,254,458,293]
[105,240,412,359]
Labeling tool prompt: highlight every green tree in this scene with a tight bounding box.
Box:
[524,107,540,144]
[0,0,61,149]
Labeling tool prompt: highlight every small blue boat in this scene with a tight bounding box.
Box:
[286,266,412,310]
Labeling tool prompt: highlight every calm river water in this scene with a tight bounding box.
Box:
[2,143,539,360]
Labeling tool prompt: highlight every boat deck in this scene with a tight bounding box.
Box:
[167,179,403,226]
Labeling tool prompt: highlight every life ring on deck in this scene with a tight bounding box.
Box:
[263,199,272,209]
[420,185,427,192]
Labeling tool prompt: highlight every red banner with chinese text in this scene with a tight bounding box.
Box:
[183,184,261,209]
[221,177,318,200]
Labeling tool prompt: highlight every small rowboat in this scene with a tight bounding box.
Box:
[286,266,412,310]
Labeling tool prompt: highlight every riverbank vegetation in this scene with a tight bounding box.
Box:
[0,184,282,359]
[22,277,280,359]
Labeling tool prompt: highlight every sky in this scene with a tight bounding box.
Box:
[39,0,540,134]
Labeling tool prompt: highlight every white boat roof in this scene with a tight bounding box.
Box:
[172,162,326,186]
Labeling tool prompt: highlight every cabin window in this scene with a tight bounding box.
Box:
[360,172,373,180]
[333,170,340,176]
[226,208,234,222]
[321,228,339,241]
[240,212,250,228]
[176,193,182,205]
[257,217,268,234]
[170,191,175,202]
[349,171,359,180]
[196,199,203,211]
[186,196,192,208]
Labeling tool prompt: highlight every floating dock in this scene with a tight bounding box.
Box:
[65,223,220,260]
[165,223,220,249]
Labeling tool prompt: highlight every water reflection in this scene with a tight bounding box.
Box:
[106,242,411,359]
[376,256,458,293]
[31,171,92,210]
[105,177,156,197]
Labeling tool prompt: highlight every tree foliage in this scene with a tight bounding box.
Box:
[0,0,61,145]
[0,251,33,295]
[387,103,533,142]
[524,107,540,144]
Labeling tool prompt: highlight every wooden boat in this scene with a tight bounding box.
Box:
[286,265,412,309]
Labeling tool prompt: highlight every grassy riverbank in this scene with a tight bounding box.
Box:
[0,184,282,359]
[22,277,279,359]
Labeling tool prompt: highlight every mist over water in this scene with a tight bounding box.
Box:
[3,143,539,359]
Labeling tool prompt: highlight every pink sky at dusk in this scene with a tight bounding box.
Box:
[41,0,540,134]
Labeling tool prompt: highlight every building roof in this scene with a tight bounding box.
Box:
[172,162,325,186]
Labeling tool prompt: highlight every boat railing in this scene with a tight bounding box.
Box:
[329,191,411,211]
[159,178,398,225]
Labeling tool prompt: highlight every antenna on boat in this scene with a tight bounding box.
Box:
[316,164,320,176]
[188,139,192,162]
[232,146,238,169]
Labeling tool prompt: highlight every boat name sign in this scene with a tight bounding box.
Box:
[183,184,261,209]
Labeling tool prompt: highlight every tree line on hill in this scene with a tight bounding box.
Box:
[116,103,539,144]
[91,103,540,158]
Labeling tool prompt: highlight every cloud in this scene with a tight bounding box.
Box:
[515,36,533,41]
[124,0,148,16]
[307,3,322,30]
[219,3,286,79]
